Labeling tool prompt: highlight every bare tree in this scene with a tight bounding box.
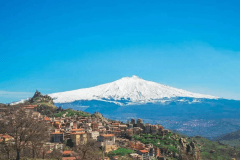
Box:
[0,140,14,160]
[0,105,51,160]
[47,149,62,160]
[73,139,103,160]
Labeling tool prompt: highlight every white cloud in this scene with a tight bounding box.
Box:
[183,87,240,100]
[0,90,33,98]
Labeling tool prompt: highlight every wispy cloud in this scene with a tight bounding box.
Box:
[184,87,240,100]
[0,90,33,98]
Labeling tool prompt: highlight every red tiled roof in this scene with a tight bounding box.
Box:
[25,105,37,107]
[62,150,72,155]
[140,150,148,153]
[51,132,63,135]
[46,150,52,154]
[44,117,51,121]
[71,132,85,135]
[62,157,76,160]
[71,129,84,132]
[100,134,114,137]
[0,134,13,139]
[24,105,37,109]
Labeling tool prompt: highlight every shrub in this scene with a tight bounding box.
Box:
[107,148,134,157]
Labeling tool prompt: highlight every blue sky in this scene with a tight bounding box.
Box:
[0,0,240,103]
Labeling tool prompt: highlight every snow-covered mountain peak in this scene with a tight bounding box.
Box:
[118,75,142,81]
[132,75,139,78]
[49,76,217,104]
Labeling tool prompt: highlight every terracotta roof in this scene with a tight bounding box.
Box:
[71,132,85,135]
[62,157,76,160]
[24,105,37,109]
[0,134,13,139]
[44,117,51,121]
[51,132,63,135]
[25,105,37,107]
[100,134,114,137]
[46,150,52,154]
[139,150,148,153]
[71,129,84,132]
[62,150,72,155]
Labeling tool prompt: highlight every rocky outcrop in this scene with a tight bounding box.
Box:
[178,138,201,160]
[29,90,54,105]
[179,137,187,148]
[92,112,103,118]
[92,112,107,121]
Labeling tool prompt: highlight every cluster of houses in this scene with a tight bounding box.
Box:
[0,105,172,160]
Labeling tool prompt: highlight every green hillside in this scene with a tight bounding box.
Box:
[191,136,240,160]
[216,129,240,147]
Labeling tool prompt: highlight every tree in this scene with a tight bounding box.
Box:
[48,149,62,160]
[0,140,14,160]
[73,139,103,160]
[0,105,51,160]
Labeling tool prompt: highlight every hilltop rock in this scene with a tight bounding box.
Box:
[30,90,54,105]
[92,112,108,122]
[92,112,103,119]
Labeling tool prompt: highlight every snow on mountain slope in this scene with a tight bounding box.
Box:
[49,75,217,104]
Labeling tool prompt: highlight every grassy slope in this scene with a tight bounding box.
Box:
[107,148,134,157]
[53,109,91,117]
[133,133,179,153]
[215,129,240,147]
[132,132,240,160]
[35,102,57,109]
[191,136,240,160]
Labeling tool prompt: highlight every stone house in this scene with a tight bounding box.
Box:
[87,131,99,140]
[145,123,151,133]
[97,134,115,146]
[50,132,64,143]
[151,125,158,134]
[71,132,87,146]
[126,129,133,137]
[91,122,99,131]
[0,134,14,143]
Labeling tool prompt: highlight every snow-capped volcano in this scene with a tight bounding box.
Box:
[49,76,240,139]
[49,75,217,104]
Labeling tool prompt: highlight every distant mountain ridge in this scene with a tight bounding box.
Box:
[49,75,217,105]
[213,129,240,147]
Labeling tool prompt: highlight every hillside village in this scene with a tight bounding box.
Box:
[0,92,239,160]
